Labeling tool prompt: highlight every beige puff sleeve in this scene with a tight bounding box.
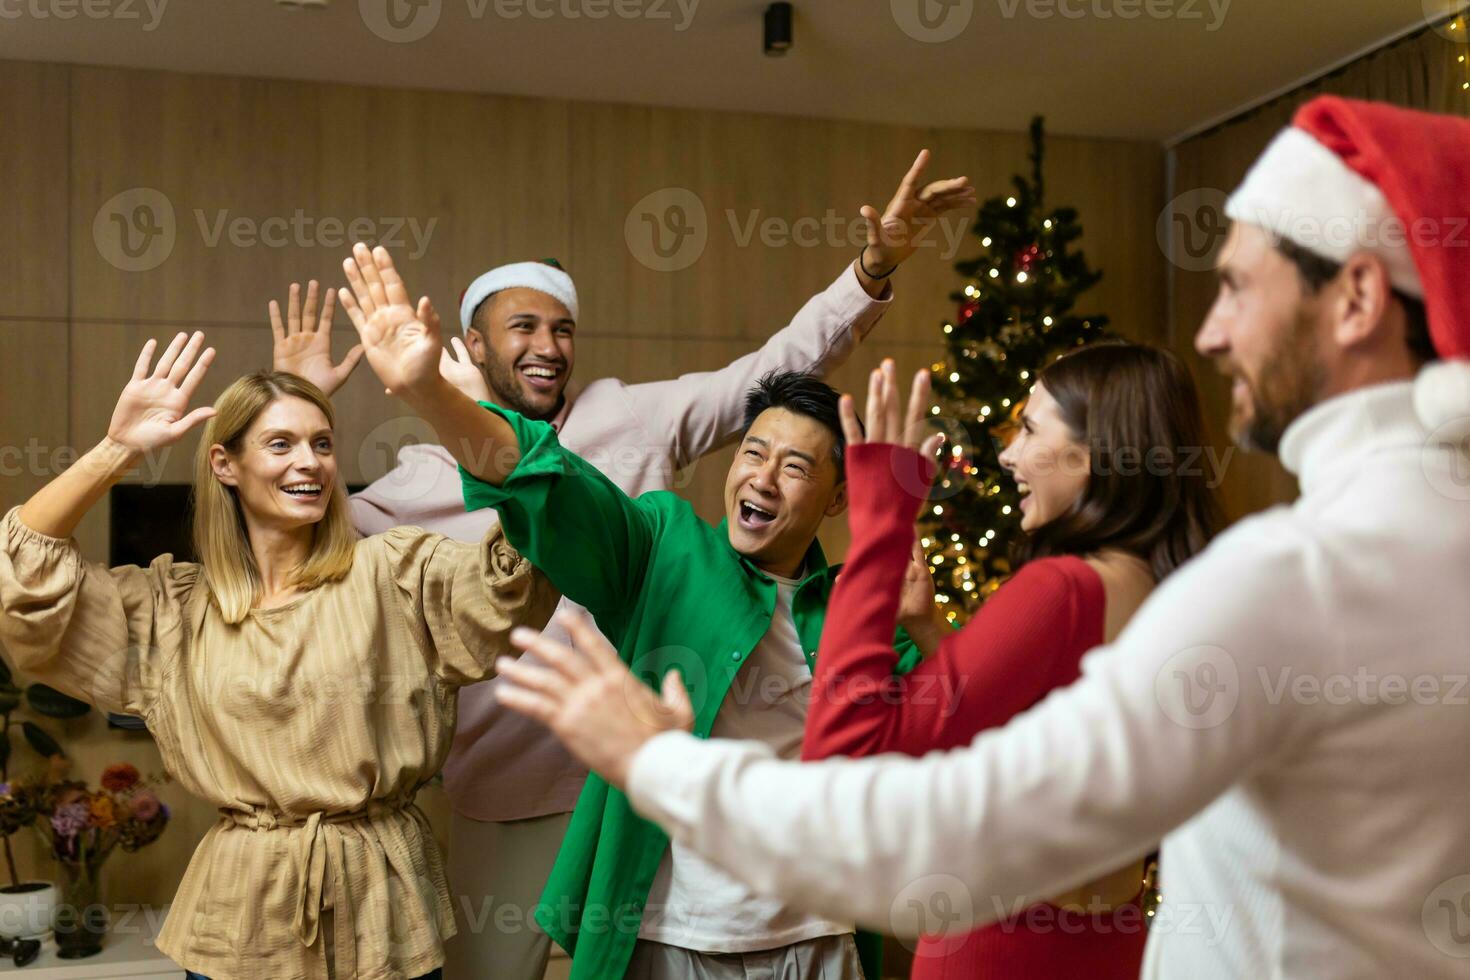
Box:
[379,523,559,687]
[0,507,194,718]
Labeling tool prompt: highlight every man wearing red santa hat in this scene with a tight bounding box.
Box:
[492,95,1470,979]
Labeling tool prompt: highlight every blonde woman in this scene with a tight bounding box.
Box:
[0,331,557,980]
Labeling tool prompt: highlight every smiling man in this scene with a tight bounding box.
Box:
[489,96,1470,980]
[446,367,938,980]
[272,152,974,980]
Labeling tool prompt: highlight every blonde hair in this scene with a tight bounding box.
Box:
[192,372,357,624]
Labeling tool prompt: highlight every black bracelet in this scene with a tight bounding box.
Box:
[859,246,896,280]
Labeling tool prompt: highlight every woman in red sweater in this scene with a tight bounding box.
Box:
[805,343,1221,979]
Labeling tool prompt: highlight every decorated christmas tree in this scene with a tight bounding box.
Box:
[920,116,1111,624]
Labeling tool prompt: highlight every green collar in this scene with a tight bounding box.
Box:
[715,516,834,587]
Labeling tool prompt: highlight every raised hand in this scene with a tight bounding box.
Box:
[107,332,218,455]
[337,244,443,399]
[439,336,492,403]
[269,279,364,396]
[495,609,694,791]
[860,149,977,275]
[898,541,938,622]
[839,358,945,456]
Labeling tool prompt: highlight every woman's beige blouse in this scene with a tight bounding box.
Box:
[0,507,559,980]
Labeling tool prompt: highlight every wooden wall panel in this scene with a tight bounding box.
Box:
[0,61,68,320]
[3,57,1167,915]
[0,322,70,512]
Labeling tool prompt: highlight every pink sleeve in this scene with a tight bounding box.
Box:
[620,264,891,469]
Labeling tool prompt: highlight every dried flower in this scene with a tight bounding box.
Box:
[88,795,118,830]
[129,791,161,823]
[100,763,141,793]
[50,802,89,839]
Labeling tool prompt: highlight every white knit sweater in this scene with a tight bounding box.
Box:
[627,380,1470,979]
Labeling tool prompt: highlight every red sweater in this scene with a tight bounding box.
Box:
[804,443,1146,980]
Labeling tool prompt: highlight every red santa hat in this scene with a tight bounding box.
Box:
[1225,96,1470,436]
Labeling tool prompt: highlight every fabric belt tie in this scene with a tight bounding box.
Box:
[221,797,421,978]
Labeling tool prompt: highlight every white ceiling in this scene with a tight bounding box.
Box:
[0,0,1445,142]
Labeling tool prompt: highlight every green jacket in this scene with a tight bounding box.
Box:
[461,403,918,979]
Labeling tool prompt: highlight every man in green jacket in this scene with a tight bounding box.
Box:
[338,243,944,979]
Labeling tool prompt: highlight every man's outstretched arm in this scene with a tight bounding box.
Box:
[626,149,975,469]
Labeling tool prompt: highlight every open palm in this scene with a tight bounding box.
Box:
[338,243,442,397]
[270,279,364,396]
[862,149,977,272]
[108,332,217,453]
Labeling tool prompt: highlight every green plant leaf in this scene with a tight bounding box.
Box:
[0,736,10,775]
[24,685,90,720]
[0,687,20,716]
[20,723,61,760]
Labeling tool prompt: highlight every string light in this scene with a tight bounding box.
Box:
[1043,315,1054,326]
[1043,219,1053,229]
[1006,197,1017,207]
[932,505,944,515]
[989,268,1000,279]
[930,405,941,415]
[949,372,960,382]
[943,324,953,334]
[1016,271,1029,283]
[981,236,992,247]
[1001,505,1012,515]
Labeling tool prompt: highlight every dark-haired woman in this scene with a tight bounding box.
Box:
[803,344,1222,979]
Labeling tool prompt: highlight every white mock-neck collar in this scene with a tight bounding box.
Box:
[1277,380,1421,494]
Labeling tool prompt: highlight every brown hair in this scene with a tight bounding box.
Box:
[192,371,357,624]
[1013,341,1222,580]
[1275,237,1436,365]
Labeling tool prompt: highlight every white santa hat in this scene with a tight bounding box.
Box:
[458,259,579,334]
[1225,96,1470,438]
